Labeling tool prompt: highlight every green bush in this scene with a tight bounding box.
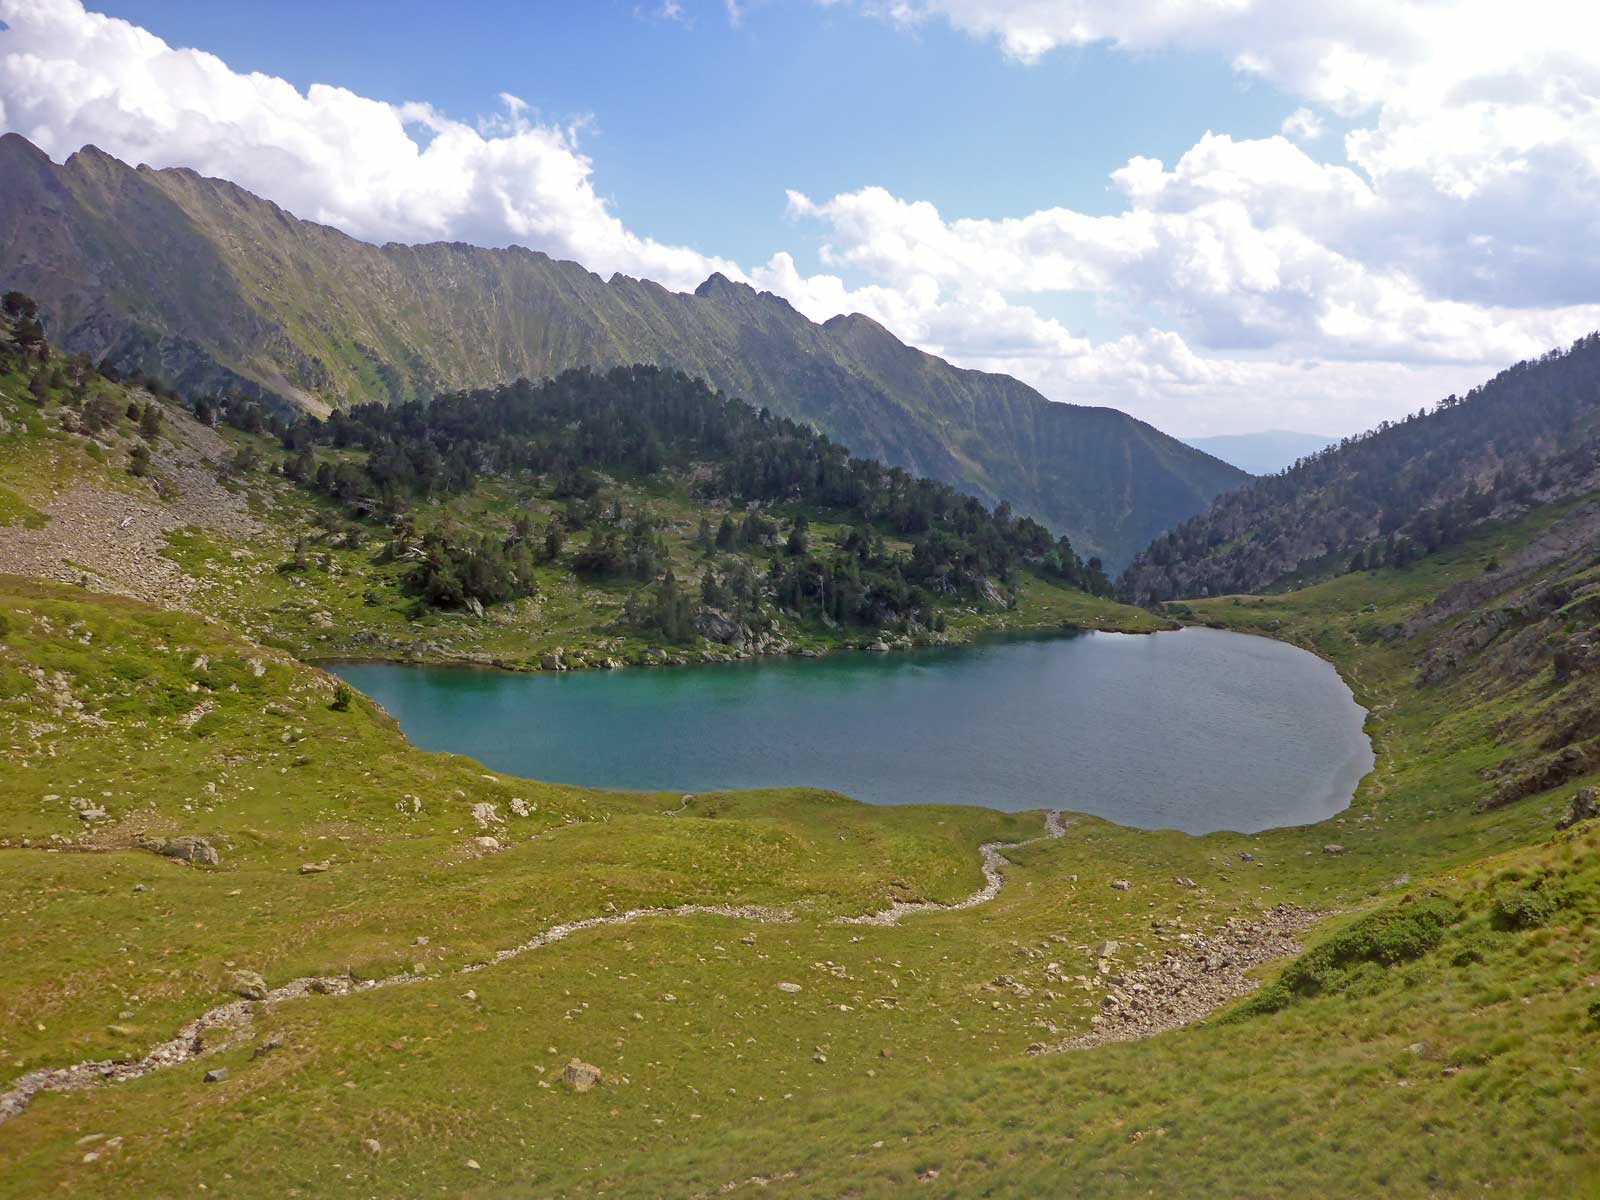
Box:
[330,683,353,712]
[1449,934,1489,967]
[1238,895,1457,1017]
[1490,883,1559,931]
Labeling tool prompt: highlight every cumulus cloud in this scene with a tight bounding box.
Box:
[786,1,1600,430]
[0,0,738,290]
[3,0,1598,435]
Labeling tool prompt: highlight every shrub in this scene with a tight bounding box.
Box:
[1237,895,1457,1017]
[330,683,353,712]
[0,611,9,643]
[1490,883,1559,931]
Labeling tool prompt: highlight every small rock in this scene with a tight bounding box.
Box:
[465,1159,481,1170]
[776,982,802,994]
[298,861,329,875]
[472,836,501,851]
[1110,879,1131,892]
[1323,844,1346,856]
[203,1068,228,1084]
[252,1036,283,1059]
[1093,940,1120,958]
[463,989,477,1001]
[562,1059,602,1092]
[362,1138,381,1155]
[160,836,219,866]
[132,883,148,893]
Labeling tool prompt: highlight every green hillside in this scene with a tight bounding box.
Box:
[0,290,1598,1197]
[0,134,1246,569]
[1121,333,1600,602]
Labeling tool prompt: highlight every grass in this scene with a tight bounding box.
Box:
[2,373,1599,1194]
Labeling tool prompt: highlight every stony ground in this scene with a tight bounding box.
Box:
[0,406,259,611]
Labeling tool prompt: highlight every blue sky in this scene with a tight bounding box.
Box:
[92,1,1291,274]
[4,1,1598,438]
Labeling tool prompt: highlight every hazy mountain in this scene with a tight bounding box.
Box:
[1121,336,1600,602]
[1181,430,1337,475]
[0,134,1245,568]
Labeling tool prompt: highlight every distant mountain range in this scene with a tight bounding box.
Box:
[1181,430,1337,475]
[1122,335,1600,602]
[0,133,1245,569]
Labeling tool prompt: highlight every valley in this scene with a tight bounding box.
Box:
[1,295,1597,1195]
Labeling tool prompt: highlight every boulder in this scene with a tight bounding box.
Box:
[1323,843,1346,856]
[473,836,501,851]
[694,607,744,646]
[161,836,219,866]
[1110,879,1131,892]
[228,969,268,1000]
[203,1068,228,1084]
[562,1058,602,1092]
[1557,786,1599,830]
[298,861,330,875]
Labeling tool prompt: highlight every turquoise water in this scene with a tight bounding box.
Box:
[332,627,1373,834]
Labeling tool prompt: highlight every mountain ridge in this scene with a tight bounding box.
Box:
[1121,335,1600,602]
[0,133,1246,568]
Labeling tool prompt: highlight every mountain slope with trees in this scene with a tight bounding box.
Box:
[0,296,1159,670]
[0,133,1246,569]
[1120,335,1600,603]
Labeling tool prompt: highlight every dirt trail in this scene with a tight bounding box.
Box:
[0,812,1065,1124]
[837,810,1069,926]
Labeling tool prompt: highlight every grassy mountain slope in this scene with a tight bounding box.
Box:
[1122,334,1600,602]
[2,488,1598,1195]
[0,134,1246,568]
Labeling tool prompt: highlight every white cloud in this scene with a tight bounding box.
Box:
[1281,107,1323,142]
[0,0,738,290]
[3,0,1599,437]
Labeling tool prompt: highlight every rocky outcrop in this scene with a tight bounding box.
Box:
[1557,786,1599,830]
[1481,743,1597,811]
